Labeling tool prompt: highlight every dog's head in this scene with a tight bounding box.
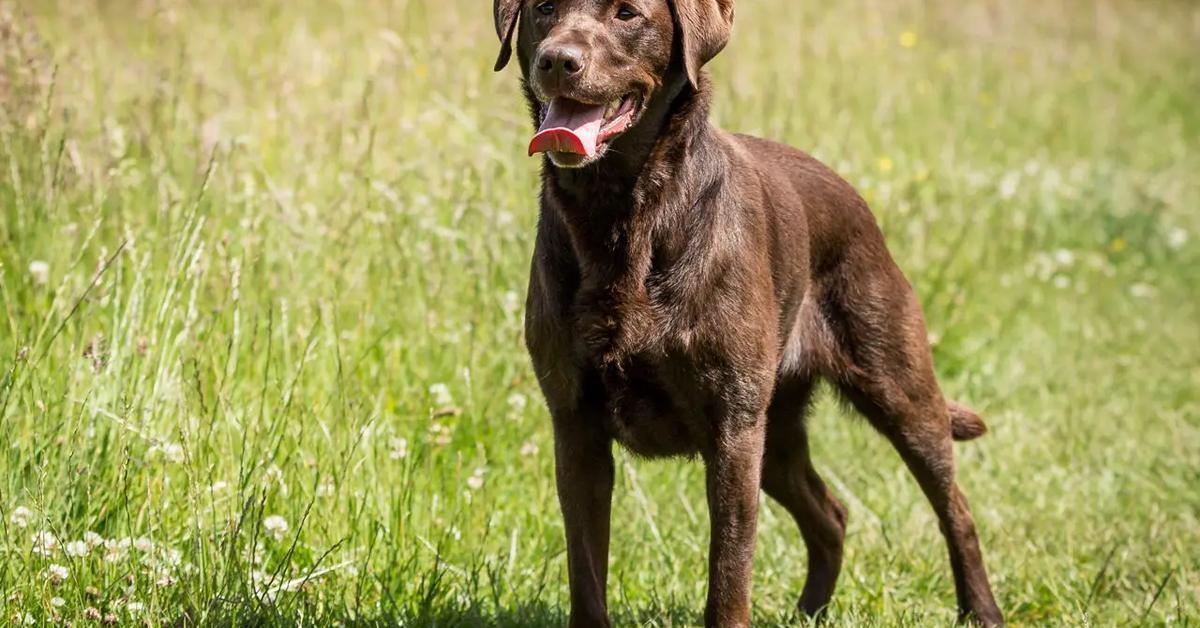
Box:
[493,0,734,168]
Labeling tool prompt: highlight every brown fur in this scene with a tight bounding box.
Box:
[492,1,1004,626]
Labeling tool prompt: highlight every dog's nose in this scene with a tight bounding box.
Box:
[536,45,586,81]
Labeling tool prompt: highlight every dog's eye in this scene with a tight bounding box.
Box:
[535,1,555,16]
[615,4,638,20]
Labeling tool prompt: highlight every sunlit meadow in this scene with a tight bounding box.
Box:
[1,0,1197,625]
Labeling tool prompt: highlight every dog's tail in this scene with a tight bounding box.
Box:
[948,400,988,441]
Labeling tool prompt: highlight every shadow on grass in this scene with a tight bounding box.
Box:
[182,599,708,627]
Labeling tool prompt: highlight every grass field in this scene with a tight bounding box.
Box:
[2,0,1198,625]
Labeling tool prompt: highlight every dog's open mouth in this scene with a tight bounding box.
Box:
[528,95,640,161]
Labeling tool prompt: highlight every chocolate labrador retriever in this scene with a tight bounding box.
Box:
[492,1,1004,626]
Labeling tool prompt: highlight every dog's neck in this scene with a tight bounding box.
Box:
[529,74,725,269]
[526,74,727,351]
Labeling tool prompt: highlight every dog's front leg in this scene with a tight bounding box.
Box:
[703,416,767,628]
[553,415,615,628]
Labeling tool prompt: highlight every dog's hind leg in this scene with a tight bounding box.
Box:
[841,380,1003,626]
[824,265,1004,626]
[762,376,848,618]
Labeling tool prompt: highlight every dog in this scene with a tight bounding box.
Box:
[492,1,1004,626]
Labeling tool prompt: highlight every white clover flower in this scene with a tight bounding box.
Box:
[65,540,89,558]
[1130,283,1155,298]
[998,171,1020,199]
[162,547,182,567]
[50,597,65,608]
[9,506,32,528]
[103,538,130,563]
[1167,227,1188,250]
[520,440,539,457]
[428,422,453,446]
[316,478,336,497]
[259,463,290,496]
[264,464,286,488]
[389,437,409,460]
[506,392,528,416]
[1053,249,1074,266]
[263,515,289,541]
[126,601,144,613]
[148,442,185,464]
[501,290,521,315]
[466,468,486,491]
[15,612,34,626]
[28,261,49,286]
[429,383,453,406]
[45,563,69,584]
[32,530,58,556]
[83,531,105,547]
[106,122,128,159]
[133,537,154,553]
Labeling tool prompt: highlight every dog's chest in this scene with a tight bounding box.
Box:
[570,266,706,457]
[571,257,690,366]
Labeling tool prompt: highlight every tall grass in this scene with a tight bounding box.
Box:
[1,0,1197,624]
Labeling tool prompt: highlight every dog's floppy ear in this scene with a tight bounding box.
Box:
[669,0,735,88]
[493,0,522,72]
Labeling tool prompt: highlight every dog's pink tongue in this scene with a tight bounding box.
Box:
[528,98,606,158]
